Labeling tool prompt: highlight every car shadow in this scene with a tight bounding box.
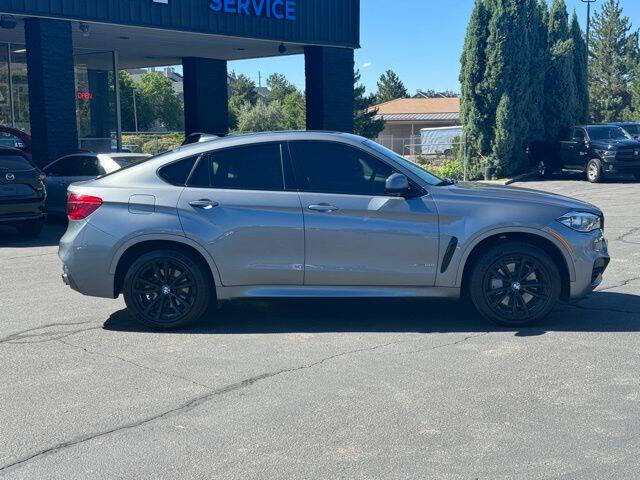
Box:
[0,218,66,248]
[103,291,640,337]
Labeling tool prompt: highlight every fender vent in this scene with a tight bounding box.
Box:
[440,237,459,274]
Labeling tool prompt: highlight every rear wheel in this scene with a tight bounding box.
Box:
[537,159,553,179]
[17,219,43,237]
[123,249,212,330]
[586,159,603,183]
[469,243,561,327]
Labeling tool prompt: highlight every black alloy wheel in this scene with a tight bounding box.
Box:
[123,249,211,329]
[470,243,561,326]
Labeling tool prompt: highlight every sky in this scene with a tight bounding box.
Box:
[227,0,640,96]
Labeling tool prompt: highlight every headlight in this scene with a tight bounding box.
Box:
[558,211,602,232]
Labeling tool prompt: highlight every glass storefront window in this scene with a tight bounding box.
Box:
[0,43,30,133]
[75,51,118,153]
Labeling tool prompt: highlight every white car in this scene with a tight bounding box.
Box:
[43,153,151,215]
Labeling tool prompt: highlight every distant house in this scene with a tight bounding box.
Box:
[371,97,460,154]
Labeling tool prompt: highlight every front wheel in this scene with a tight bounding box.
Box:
[123,249,212,330]
[469,243,561,327]
[586,159,603,183]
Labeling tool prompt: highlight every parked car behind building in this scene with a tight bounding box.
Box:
[0,146,46,237]
[43,153,151,215]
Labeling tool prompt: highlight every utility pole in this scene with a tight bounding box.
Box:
[581,0,597,54]
[132,88,139,133]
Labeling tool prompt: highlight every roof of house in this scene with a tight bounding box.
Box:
[370,97,461,122]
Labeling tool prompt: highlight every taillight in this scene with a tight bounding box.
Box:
[67,194,103,220]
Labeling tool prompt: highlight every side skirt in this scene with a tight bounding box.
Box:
[216,285,461,301]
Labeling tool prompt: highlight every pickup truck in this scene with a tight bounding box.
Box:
[535,124,640,183]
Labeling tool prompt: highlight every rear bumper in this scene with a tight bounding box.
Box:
[59,220,117,299]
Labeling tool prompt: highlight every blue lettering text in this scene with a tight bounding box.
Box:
[209,0,223,12]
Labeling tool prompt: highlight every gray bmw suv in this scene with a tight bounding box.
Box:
[59,131,610,329]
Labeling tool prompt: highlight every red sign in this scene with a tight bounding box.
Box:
[77,91,94,101]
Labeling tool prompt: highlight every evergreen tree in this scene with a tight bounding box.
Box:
[460,0,492,160]
[544,0,576,140]
[266,73,297,104]
[483,0,531,173]
[492,94,517,176]
[570,12,590,124]
[230,73,258,106]
[631,63,640,120]
[375,70,408,103]
[526,0,549,142]
[589,0,639,122]
[281,91,306,130]
[570,12,589,123]
[354,70,385,139]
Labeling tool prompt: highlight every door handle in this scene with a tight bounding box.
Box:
[308,203,339,212]
[189,199,219,210]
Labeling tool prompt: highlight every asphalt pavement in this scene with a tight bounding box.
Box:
[1,175,640,479]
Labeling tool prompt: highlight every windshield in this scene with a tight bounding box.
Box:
[621,124,640,136]
[363,140,445,186]
[587,126,632,141]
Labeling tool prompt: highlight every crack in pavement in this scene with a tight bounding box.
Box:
[0,341,400,474]
[0,322,99,345]
[400,332,490,355]
[56,338,214,391]
[565,302,640,316]
[615,227,640,246]
[597,275,640,292]
[0,252,57,262]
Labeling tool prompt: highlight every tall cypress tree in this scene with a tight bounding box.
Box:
[589,0,639,122]
[570,12,590,124]
[460,0,492,164]
[544,0,576,140]
[526,0,549,143]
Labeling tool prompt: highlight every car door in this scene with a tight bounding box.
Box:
[43,156,74,214]
[288,140,440,287]
[569,128,589,169]
[177,142,304,286]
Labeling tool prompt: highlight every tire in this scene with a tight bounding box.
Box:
[469,242,561,327]
[123,249,212,330]
[17,219,44,237]
[537,159,553,179]
[586,159,603,183]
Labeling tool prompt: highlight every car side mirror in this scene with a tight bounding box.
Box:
[385,173,409,196]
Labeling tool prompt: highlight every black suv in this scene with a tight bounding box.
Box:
[0,146,46,237]
[537,125,640,183]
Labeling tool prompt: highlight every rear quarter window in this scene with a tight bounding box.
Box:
[0,154,34,171]
[158,156,199,186]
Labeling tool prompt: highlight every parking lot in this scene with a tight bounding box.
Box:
[1,176,640,479]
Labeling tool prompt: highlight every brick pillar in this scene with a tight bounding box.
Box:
[182,57,228,137]
[305,46,355,133]
[25,18,78,168]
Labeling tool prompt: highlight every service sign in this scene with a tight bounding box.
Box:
[209,0,297,21]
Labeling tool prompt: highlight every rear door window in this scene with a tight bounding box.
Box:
[188,143,286,191]
[75,156,103,176]
[44,157,77,176]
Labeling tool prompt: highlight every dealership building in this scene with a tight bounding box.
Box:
[0,0,360,166]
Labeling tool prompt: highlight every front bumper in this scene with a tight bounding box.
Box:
[602,158,640,174]
[563,226,610,299]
